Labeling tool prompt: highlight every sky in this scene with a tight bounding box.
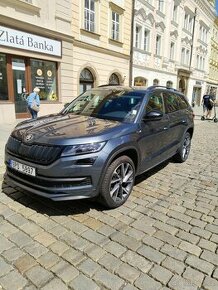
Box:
[216,0,218,15]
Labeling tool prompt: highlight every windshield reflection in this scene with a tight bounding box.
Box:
[63,89,144,122]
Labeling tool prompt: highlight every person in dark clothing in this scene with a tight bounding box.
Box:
[202,94,214,119]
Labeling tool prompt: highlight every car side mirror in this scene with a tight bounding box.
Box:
[143,110,163,121]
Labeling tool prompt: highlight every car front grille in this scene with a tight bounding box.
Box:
[6,136,63,165]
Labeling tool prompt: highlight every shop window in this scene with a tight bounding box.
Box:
[109,73,120,85]
[80,68,94,94]
[0,53,8,100]
[30,59,58,101]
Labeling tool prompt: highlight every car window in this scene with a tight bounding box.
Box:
[163,92,180,113]
[146,93,164,113]
[177,95,189,110]
[64,89,144,122]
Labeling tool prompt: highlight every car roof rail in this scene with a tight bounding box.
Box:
[147,85,181,93]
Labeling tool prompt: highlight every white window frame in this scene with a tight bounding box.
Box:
[144,29,150,52]
[181,48,185,64]
[135,25,141,49]
[156,35,161,55]
[111,11,120,41]
[173,4,178,22]
[84,0,95,32]
[170,42,175,60]
[158,0,164,12]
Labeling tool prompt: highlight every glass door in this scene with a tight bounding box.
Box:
[12,58,28,117]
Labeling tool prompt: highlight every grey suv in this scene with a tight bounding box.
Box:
[5,86,194,208]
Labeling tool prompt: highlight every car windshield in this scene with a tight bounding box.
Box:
[63,89,144,122]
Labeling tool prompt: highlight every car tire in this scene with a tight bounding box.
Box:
[99,155,135,208]
[174,132,191,163]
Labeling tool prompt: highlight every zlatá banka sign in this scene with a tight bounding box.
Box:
[0,26,61,57]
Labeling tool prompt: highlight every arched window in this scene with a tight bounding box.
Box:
[134,77,147,86]
[109,73,120,85]
[153,79,159,85]
[166,81,173,88]
[79,68,94,93]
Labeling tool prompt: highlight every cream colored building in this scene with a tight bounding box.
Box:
[0,0,75,123]
[132,0,217,105]
[206,16,218,102]
[71,0,132,98]
[0,0,132,123]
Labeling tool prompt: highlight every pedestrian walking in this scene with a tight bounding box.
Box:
[27,87,40,119]
[202,94,214,119]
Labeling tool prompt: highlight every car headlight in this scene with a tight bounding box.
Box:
[61,141,106,156]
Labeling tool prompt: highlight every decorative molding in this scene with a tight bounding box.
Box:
[170,30,178,39]
[155,21,166,32]
[181,36,192,45]
[135,8,155,25]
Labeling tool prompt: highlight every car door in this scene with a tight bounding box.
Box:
[163,91,187,154]
[138,92,170,172]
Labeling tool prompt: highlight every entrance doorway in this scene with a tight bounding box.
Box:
[12,58,29,118]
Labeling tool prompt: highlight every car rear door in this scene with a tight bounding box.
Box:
[163,91,188,155]
[138,91,171,172]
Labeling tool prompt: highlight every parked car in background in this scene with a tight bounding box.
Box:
[5,85,194,208]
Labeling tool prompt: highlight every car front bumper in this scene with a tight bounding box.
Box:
[4,150,108,201]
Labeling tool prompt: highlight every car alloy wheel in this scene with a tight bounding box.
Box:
[100,155,135,208]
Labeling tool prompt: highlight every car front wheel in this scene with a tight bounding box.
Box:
[174,132,191,163]
[100,156,135,208]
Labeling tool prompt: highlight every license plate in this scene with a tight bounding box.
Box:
[9,160,36,176]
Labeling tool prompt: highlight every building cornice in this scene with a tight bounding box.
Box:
[74,39,130,60]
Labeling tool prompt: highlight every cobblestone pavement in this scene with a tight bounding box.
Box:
[0,109,217,290]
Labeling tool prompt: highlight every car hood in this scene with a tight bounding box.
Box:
[12,114,136,145]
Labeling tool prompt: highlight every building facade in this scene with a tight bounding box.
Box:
[132,0,217,105]
[71,0,132,98]
[0,0,132,123]
[206,16,218,102]
[0,0,75,123]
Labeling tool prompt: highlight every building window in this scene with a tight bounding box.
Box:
[173,4,178,22]
[157,0,164,12]
[0,54,8,101]
[184,13,193,32]
[186,50,190,66]
[135,26,141,49]
[84,0,95,32]
[155,35,161,55]
[30,59,58,101]
[109,73,120,85]
[111,11,120,41]
[200,25,208,43]
[80,68,94,94]
[166,81,173,88]
[181,48,185,64]
[144,29,150,51]
[170,42,175,60]
[134,77,147,86]
[153,79,159,85]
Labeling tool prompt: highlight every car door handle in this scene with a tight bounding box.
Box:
[163,127,168,130]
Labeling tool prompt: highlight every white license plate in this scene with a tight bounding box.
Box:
[9,160,36,176]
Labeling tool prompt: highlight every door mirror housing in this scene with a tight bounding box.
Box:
[143,110,163,121]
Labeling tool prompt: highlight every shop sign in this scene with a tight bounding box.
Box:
[0,26,61,57]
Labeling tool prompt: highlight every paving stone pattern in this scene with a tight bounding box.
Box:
[0,111,217,289]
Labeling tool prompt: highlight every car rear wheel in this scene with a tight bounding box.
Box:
[174,132,191,163]
[100,156,135,208]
